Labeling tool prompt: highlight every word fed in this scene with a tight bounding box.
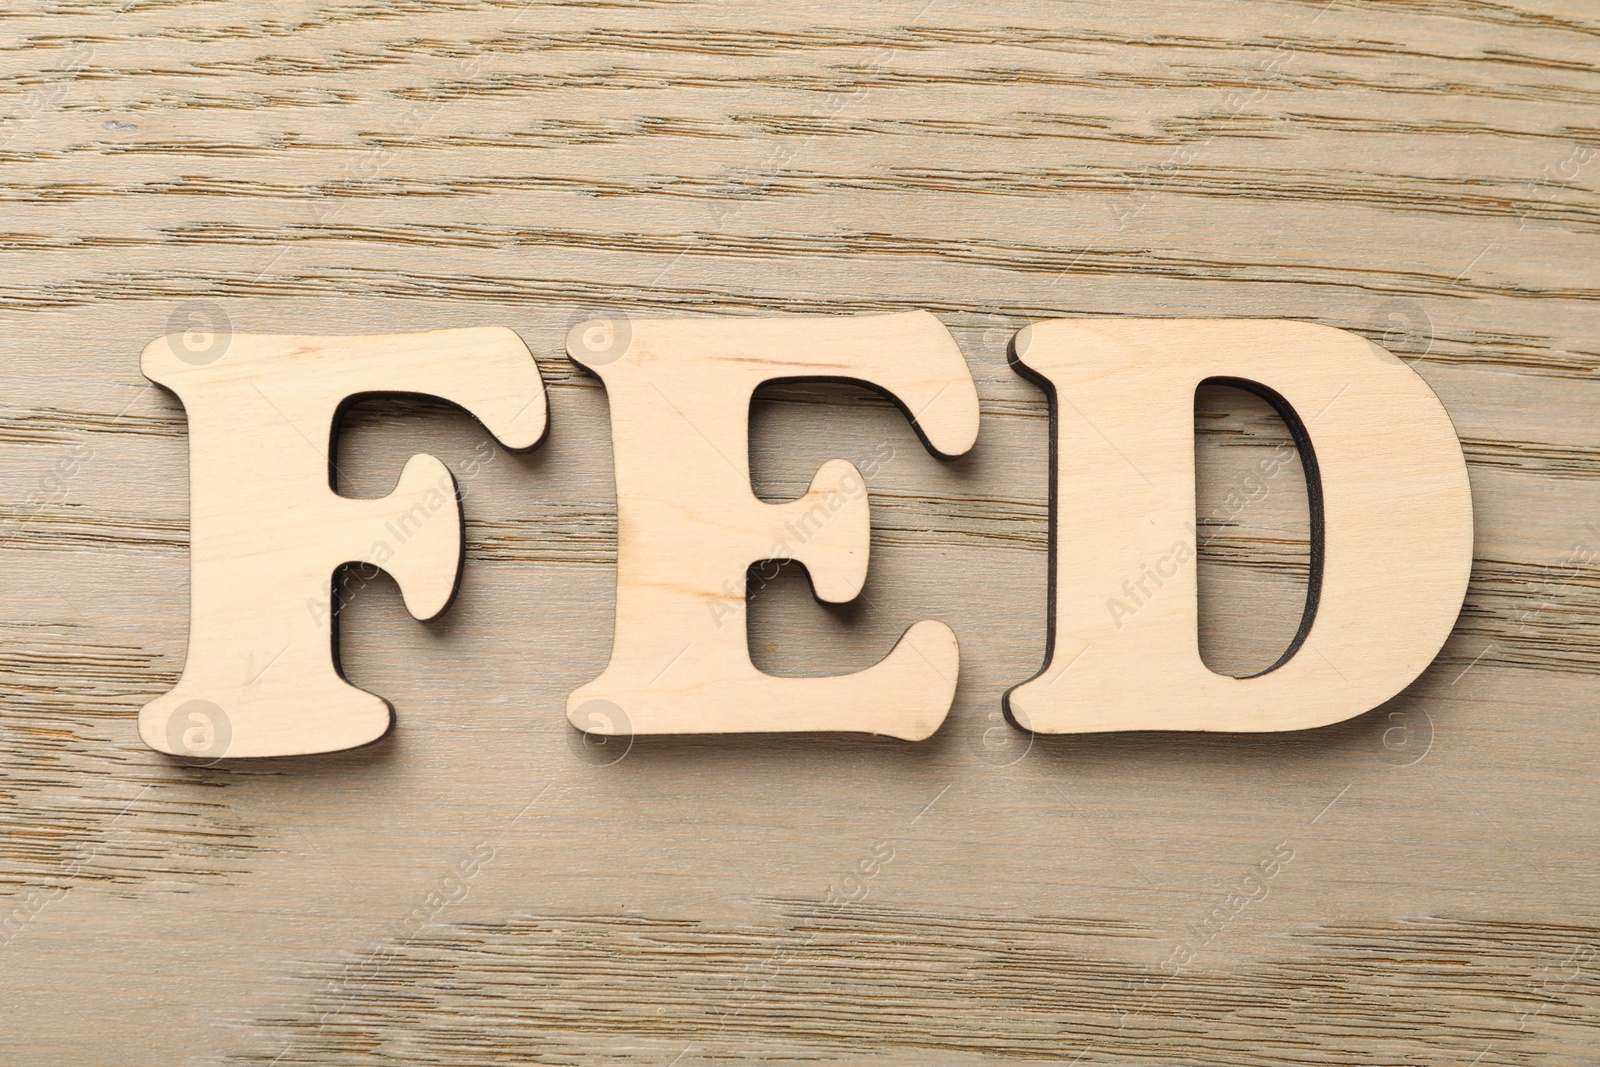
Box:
[138,312,1472,759]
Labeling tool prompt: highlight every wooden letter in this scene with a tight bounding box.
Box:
[140,327,547,759]
[1007,319,1472,734]
[568,310,979,740]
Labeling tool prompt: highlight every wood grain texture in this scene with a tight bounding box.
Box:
[1,1,1597,1064]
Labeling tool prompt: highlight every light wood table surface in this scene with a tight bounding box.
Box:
[1,2,1596,1063]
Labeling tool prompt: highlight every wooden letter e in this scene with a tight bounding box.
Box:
[567,311,980,740]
